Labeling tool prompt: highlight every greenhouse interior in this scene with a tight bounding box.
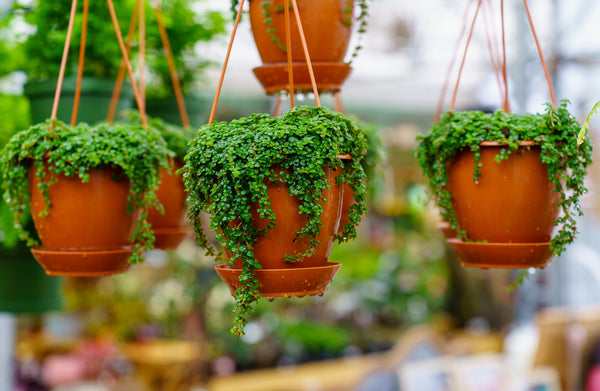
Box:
[2,0,600,390]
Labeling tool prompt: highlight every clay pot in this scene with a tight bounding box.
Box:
[249,0,354,93]
[249,0,353,64]
[147,160,189,250]
[447,141,559,243]
[28,165,137,276]
[337,182,354,235]
[233,165,344,269]
[215,164,345,297]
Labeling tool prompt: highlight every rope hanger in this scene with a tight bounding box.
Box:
[207,0,322,125]
[52,0,192,130]
[435,0,557,120]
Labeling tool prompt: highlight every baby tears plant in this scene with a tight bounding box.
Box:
[415,101,592,257]
[0,119,170,263]
[181,106,367,336]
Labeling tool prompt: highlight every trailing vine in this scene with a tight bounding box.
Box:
[261,0,287,53]
[181,106,367,336]
[415,101,592,257]
[347,0,369,64]
[0,120,170,263]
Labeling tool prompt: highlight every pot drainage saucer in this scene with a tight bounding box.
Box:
[253,62,352,94]
[214,262,341,298]
[31,247,132,276]
[152,227,190,250]
[446,239,554,269]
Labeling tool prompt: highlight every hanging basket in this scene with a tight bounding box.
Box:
[214,164,345,297]
[249,0,355,93]
[29,166,137,276]
[415,0,592,270]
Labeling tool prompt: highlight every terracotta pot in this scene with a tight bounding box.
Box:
[215,163,345,297]
[249,0,354,93]
[337,182,354,235]
[29,165,137,275]
[249,0,353,64]
[447,141,560,243]
[148,160,189,250]
[231,165,344,269]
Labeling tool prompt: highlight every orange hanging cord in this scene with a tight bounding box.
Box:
[481,0,506,109]
[284,0,295,109]
[433,0,474,121]
[500,0,510,112]
[106,0,147,127]
[71,0,89,126]
[207,0,246,125]
[107,2,139,123]
[50,0,79,130]
[523,0,557,108]
[289,0,320,106]
[449,0,482,111]
[154,2,191,128]
[138,0,146,113]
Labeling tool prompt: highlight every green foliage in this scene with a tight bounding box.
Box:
[0,95,31,248]
[145,0,227,98]
[415,101,593,256]
[122,110,194,160]
[275,320,351,355]
[181,106,368,336]
[16,0,133,80]
[0,120,170,263]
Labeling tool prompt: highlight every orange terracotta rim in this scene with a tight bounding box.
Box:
[31,247,132,277]
[214,262,341,298]
[336,154,352,160]
[152,227,190,251]
[446,238,554,270]
[253,62,352,95]
[479,140,537,147]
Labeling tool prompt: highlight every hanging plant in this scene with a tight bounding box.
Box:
[0,119,170,265]
[415,101,592,258]
[122,111,194,250]
[181,105,367,336]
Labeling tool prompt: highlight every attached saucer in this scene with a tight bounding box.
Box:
[31,247,132,276]
[446,238,554,269]
[214,262,341,298]
[152,227,190,250]
[253,62,352,94]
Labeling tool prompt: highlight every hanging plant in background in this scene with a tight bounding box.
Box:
[415,101,593,257]
[0,120,170,264]
[181,106,368,336]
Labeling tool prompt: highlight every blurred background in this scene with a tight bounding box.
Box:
[2,0,600,390]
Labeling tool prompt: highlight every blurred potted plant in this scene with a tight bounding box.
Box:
[123,111,195,250]
[0,102,64,313]
[415,102,592,269]
[145,0,226,128]
[230,0,369,93]
[181,105,367,336]
[15,0,135,124]
[0,120,169,276]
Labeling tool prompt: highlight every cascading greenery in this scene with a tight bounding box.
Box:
[415,100,593,256]
[0,119,170,263]
[181,106,368,336]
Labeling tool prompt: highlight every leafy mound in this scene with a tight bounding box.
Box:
[0,120,170,262]
[181,106,368,336]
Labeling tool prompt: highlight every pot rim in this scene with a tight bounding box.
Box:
[479,140,536,147]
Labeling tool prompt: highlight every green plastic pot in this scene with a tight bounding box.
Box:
[145,94,210,129]
[24,77,134,124]
[0,244,63,313]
